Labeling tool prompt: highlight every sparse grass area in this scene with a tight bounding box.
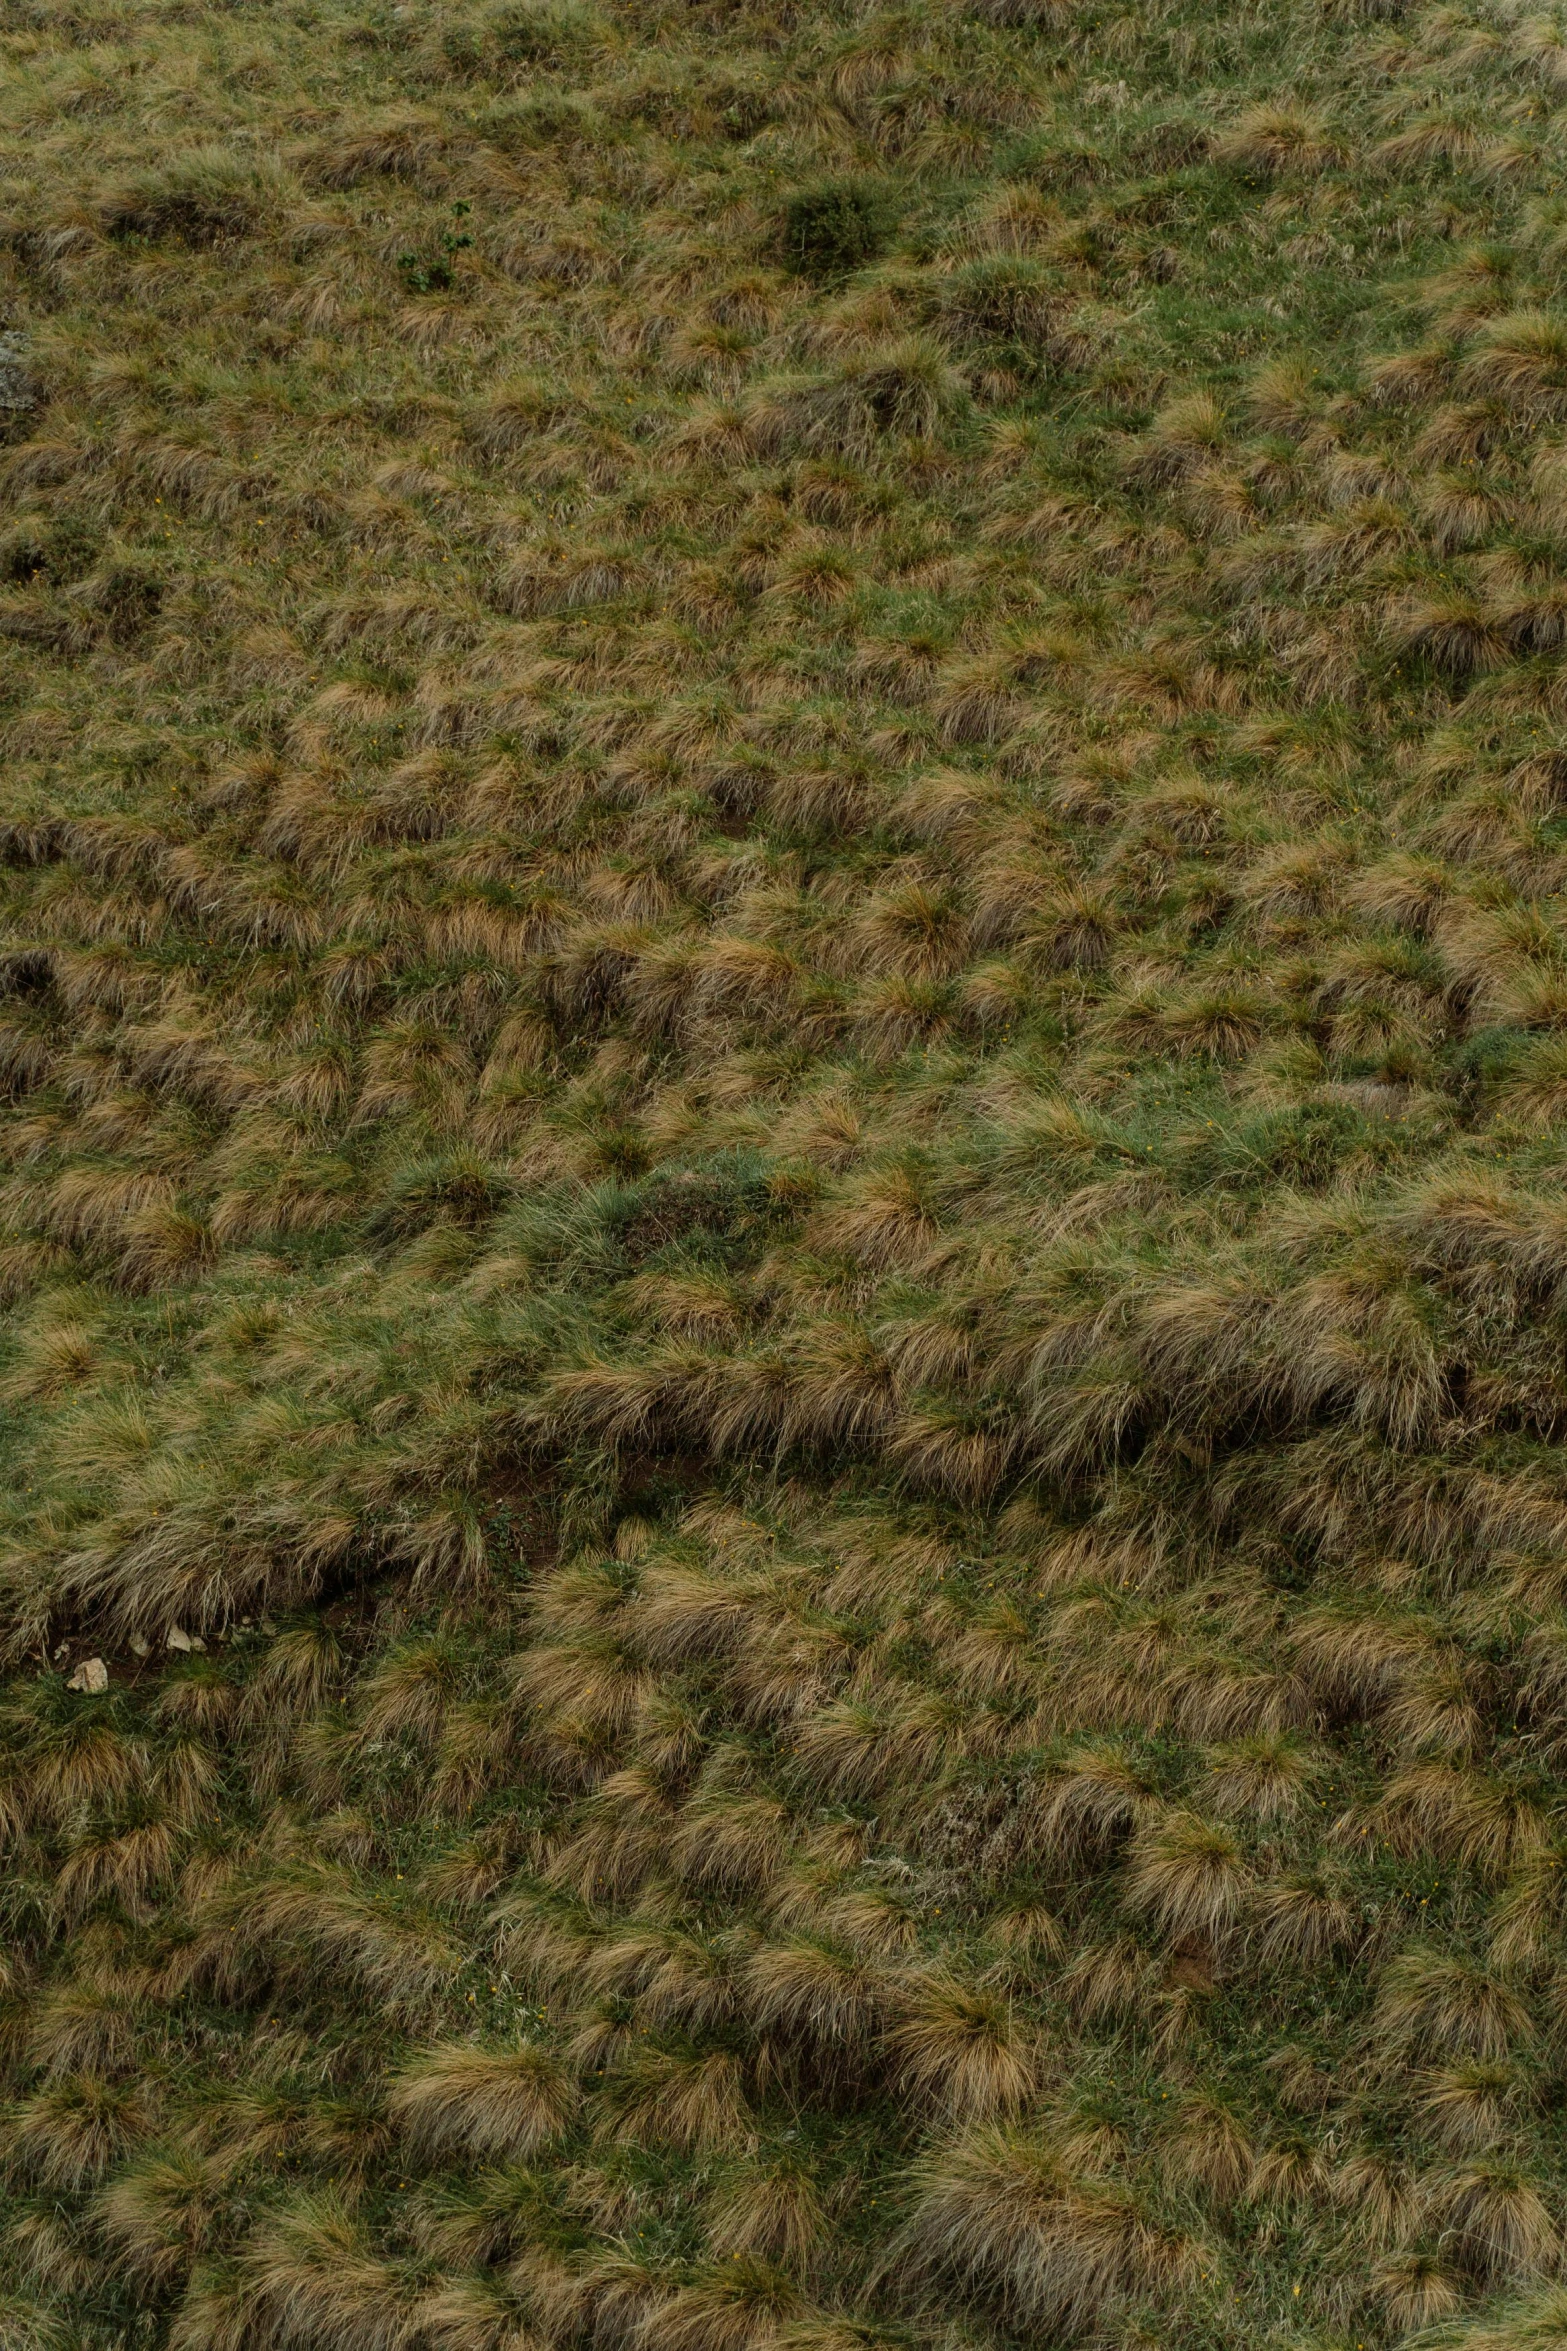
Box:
[8,0,1567,2343]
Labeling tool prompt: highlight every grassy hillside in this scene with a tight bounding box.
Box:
[10,0,1567,2341]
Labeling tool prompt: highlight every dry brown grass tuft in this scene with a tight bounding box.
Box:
[390,2044,579,2162]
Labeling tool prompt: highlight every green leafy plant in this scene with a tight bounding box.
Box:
[396,200,474,293]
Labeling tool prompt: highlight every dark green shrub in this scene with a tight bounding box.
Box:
[780,181,891,281]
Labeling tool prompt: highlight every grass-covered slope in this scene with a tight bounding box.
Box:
[11,0,1567,2342]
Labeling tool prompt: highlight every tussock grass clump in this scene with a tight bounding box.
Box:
[7,0,1567,2343]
